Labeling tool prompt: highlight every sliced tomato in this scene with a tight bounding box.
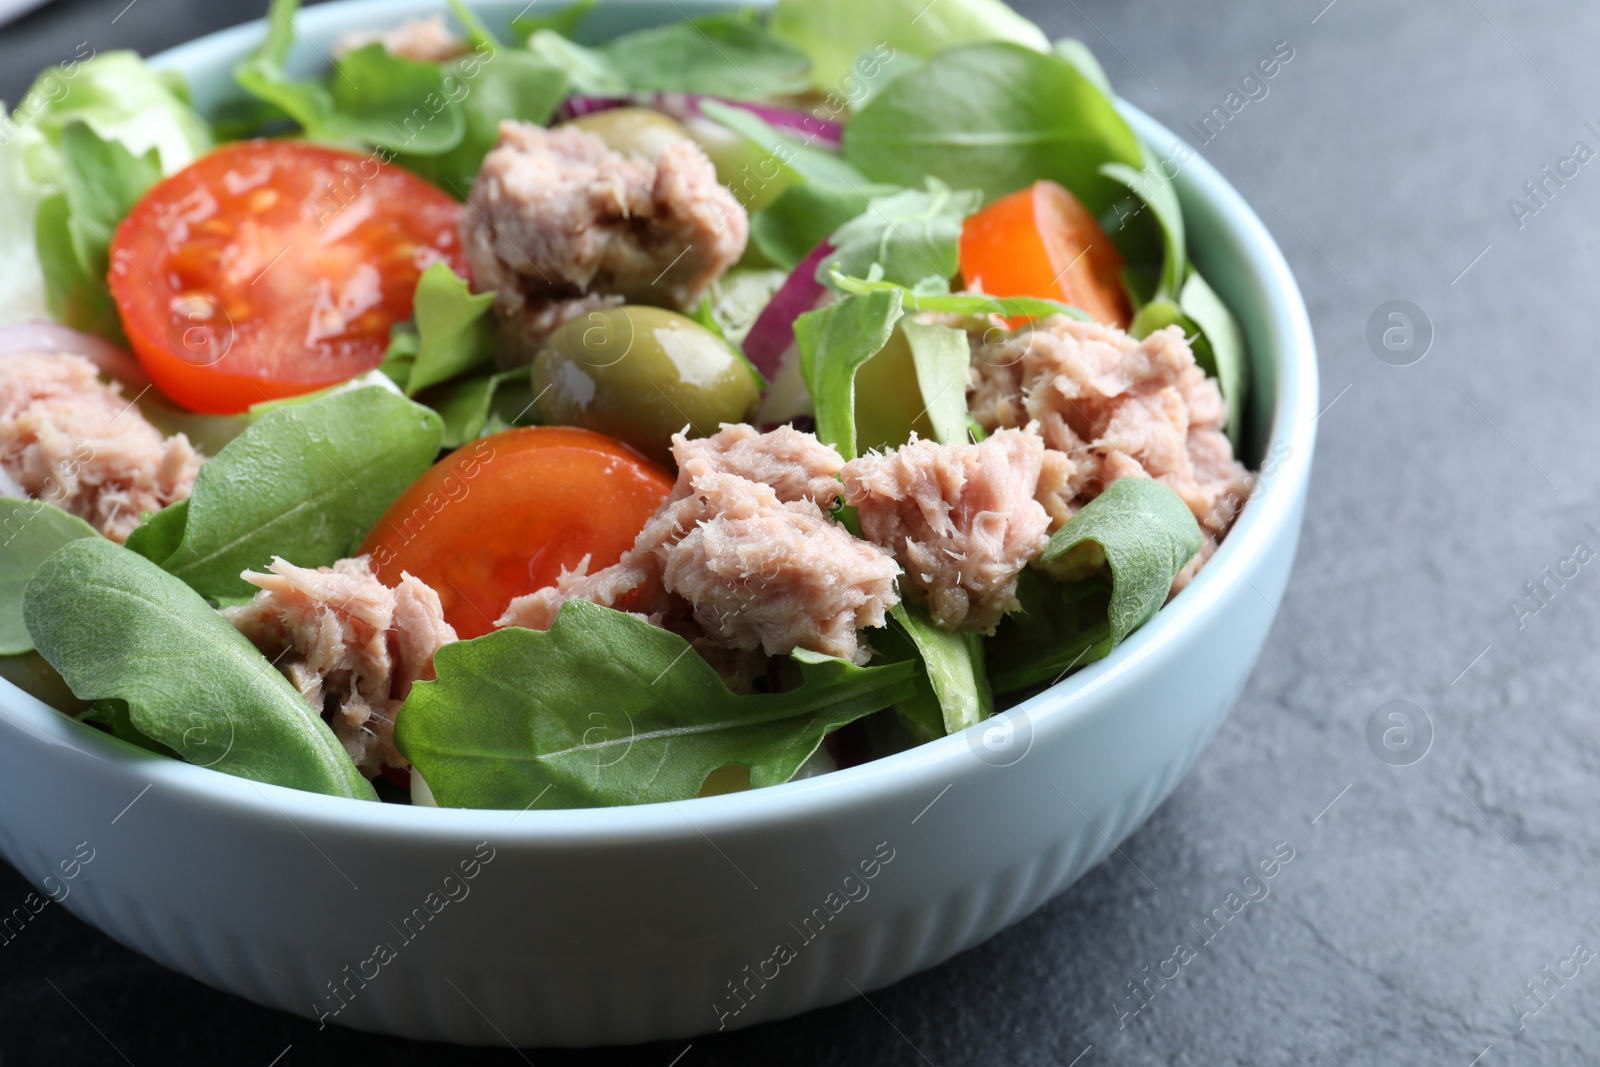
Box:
[959,180,1132,328]
[108,140,467,414]
[360,427,675,640]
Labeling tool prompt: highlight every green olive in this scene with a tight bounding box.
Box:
[683,116,797,213]
[565,107,694,161]
[532,306,761,464]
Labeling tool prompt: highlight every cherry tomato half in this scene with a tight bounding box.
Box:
[360,427,675,639]
[959,179,1132,328]
[109,140,467,414]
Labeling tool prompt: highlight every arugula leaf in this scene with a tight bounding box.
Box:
[234,0,335,136]
[1178,269,1249,450]
[878,603,990,743]
[697,100,866,187]
[900,317,972,446]
[844,43,1142,213]
[511,0,596,39]
[832,270,1091,321]
[36,121,162,340]
[1052,38,1112,96]
[987,570,1112,693]
[380,263,496,395]
[327,45,467,155]
[598,10,812,100]
[396,600,917,809]
[795,289,904,461]
[769,0,1048,90]
[125,387,443,602]
[750,181,892,271]
[524,29,627,95]
[417,368,529,449]
[820,180,982,291]
[24,538,376,799]
[0,501,97,655]
[1102,160,1186,302]
[398,49,568,192]
[447,0,501,53]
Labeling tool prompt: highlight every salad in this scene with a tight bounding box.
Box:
[0,0,1255,809]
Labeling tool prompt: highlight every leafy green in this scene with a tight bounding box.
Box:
[878,604,990,743]
[25,538,376,800]
[769,0,1048,90]
[598,9,812,100]
[125,387,443,602]
[524,29,627,95]
[1052,38,1112,96]
[447,0,501,53]
[35,121,162,340]
[697,100,867,187]
[511,0,596,39]
[381,263,496,395]
[397,48,568,192]
[1102,161,1186,301]
[820,180,981,291]
[1178,270,1248,449]
[843,43,1142,213]
[987,570,1112,693]
[750,181,893,271]
[233,0,334,136]
[0,501,97,655]
[327,45,468,155]
[396,600,916,809]
[832,270,1090,321]
[795,289,904,461]
[417,369,529,448]
[900,317,972,446]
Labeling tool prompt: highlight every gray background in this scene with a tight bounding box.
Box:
[1,0,1595,1063]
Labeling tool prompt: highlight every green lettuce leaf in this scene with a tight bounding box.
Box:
[820,179,982,291]
[381,262,496,395]
[396,600,917,809]
[511,0,596,39]
[24,538,376,800]
[1052,38,1112,96]
[900,317,972,446]
[326,44,468,155]
[416,368,530,449]
[750,181,893,271]
[843,43,1142,213]
[1102,160,1186,302]
[832,270,1090,321]
[1177,269,1248,449]
[125,387,444,602]
[877,603,991,743]
[990,477,1200,692]
[795,288,904,461]
[770,0,1048,90]
[598,9,812,100]
[524,29,627,95]
[0,501,98,655]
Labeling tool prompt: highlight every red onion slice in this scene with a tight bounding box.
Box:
[743,242,833,380]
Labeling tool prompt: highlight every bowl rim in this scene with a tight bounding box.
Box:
[0,0,1319,845]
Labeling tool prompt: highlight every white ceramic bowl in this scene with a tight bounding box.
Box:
[0,0,1317,1047]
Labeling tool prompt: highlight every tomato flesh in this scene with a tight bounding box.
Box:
[361,427,675,639]
[960,180,1132,328]
[109,140,467,414]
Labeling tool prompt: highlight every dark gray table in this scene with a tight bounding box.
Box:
[2,0,1593,1063]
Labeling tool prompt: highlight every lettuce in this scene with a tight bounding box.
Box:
[818,179,982,291]
[0,501,97,655]
[769,0,1049,90]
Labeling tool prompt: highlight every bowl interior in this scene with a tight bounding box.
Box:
[0,0,1318,839]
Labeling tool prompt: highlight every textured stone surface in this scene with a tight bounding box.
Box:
[3,0,1596,1063]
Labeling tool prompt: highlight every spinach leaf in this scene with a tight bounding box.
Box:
[397,48,568,192]
[524,29,627,95]
[0,501,97,655]
[381,263,496,395]
[750,181,891,271]
[446,0,501,53]
[395,600,917,809]
[1102,160,1186,302]
[24,538,376,800]
[832,270,1090,321]
[697,100,866,187]
[843,43,1142,214]
[769,0,1048,90]
[36,121,162,340]
[598,10,812,100]
[795,288,904,461]
[511,0,596,40]
[1178,269,1249,450]
[327,45,467,155]
[900,317,972,446]
[820,180,982,291]
[125,387,443,602]
[878,603,991,743]
[1052,38,1112,95]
